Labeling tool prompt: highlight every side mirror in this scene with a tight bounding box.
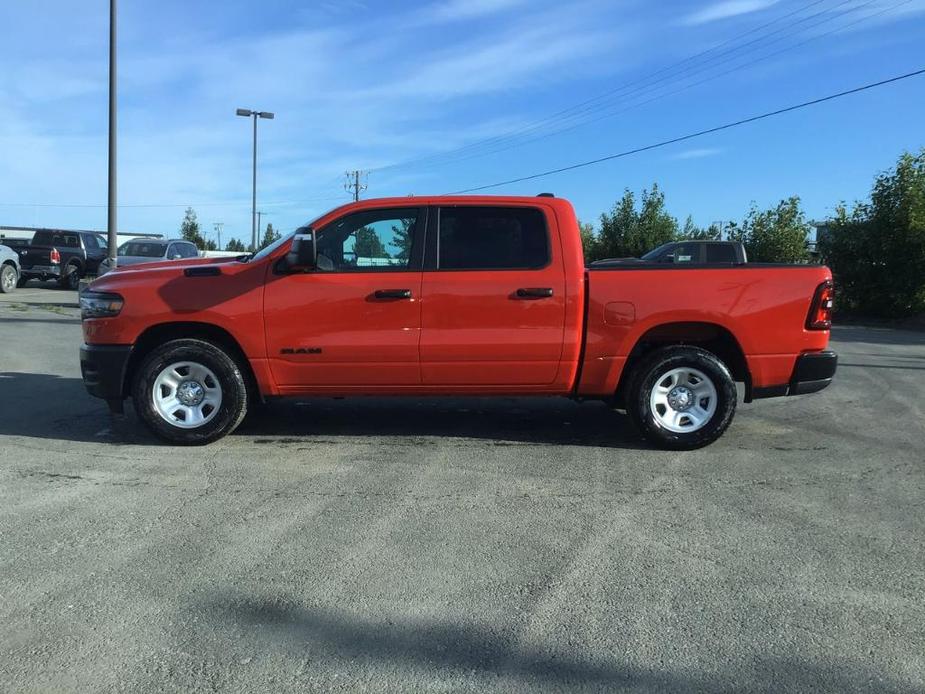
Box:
[285,229,317,272]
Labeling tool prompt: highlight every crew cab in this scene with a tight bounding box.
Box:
[79,195,837,449]
[12,229,109,289]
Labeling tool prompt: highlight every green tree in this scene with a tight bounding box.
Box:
[678,216,722,240]
[596,184,679,260]
[819,150,925,317]
[354,226,389,259]
[225,238,246,252]
[180,207,206,248]
[258,223,281,250]
[579,221,599,263]
[731,197,809,263]
[390,218,415,261]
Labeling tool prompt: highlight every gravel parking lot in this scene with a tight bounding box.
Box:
[1,287,923,693]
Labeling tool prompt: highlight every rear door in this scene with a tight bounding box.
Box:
[264,206,426,388]
[420,205,567,386]
[81,234,108,273]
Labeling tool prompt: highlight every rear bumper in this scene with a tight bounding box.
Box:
[752,351,837,399]
[22,265,60,277]
[80,343,132,413]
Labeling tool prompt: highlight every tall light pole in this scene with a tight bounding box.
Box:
[235,108,274,252]
[212,222,223,250]
[107,0,118,267]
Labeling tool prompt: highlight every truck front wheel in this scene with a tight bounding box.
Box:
[131,339,249,445]
[626,346,737,450]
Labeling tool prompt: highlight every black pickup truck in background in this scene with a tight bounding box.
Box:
[4,230,109,289]
[588,240,748,267]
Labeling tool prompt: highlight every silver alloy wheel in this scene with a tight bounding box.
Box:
[152,361,223,429]
[1,266,15,291]
[649,366,718,433]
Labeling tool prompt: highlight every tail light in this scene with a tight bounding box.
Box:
[806,280,834,330]
[50,248,61,265]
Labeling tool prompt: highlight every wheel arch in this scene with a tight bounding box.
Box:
[124,322,260,402]
[615,321,751,405]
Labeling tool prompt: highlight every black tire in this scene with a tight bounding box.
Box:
[626,345,737,450]
[131,338,249,445]
[59,262,81,290]
[0,264,17,293]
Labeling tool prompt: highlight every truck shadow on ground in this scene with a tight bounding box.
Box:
[202,595,911,692]
[238,397,646,449]
[0,371,645,449]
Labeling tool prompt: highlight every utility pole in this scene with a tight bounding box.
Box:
[344,170,368,202]
[107,0,118,267]
[256,211,265,246]
[212,222,224,250]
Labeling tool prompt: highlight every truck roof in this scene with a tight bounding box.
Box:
[323,195,573,210]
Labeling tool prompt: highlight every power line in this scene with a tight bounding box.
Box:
[435,0,905,170]
[369,0,865,173]
[449,67,925,194]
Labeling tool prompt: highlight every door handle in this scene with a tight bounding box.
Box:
[374,289,413,300]
[515,287,554,299]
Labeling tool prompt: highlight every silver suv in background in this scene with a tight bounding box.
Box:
[98,239,200,276]
[0,243,21,293]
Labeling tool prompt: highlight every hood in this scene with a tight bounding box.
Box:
[103,254,239,272]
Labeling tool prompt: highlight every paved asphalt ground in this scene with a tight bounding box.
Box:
[1,285,923,693]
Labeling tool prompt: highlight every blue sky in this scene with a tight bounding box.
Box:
[1,0,924,246]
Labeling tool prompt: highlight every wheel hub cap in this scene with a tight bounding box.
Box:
[667,386,694,411]
[176,380,206,407]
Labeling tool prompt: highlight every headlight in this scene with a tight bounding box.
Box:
[79,291,124,319]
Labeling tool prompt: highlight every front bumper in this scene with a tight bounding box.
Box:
[752,351,838,399]
[80,344,132,413]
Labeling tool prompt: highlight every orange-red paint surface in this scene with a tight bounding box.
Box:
[85,196,832,398]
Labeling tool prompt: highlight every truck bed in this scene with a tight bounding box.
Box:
[578,264,833,396]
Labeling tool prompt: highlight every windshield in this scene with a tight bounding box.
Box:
[119,242,166,258]
[247,207,338,262]
[641,242,674,261]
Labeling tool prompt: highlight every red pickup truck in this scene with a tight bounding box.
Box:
[79,195,836,449]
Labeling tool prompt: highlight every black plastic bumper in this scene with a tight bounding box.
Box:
[80,344,132,413]
[752,351,838,399]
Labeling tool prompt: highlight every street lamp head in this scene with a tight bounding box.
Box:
[236,108,253,117]
[258,111,275,119]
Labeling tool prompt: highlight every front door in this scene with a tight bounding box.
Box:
[420,205,567,386]
[264,206,426,389]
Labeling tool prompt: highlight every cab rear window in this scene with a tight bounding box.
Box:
[438,207,548,270]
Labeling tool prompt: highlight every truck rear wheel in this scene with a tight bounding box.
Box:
[131,339,248,445]
[59,261,81,290]
[626,346,737,450]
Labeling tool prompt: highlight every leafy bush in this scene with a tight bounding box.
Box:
[819,150,925,318]
[728,196,810,263]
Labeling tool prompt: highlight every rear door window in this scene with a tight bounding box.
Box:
[437,207,549,270]
[706,244,736,263]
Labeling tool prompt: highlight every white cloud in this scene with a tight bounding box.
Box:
[671,148,724,160]
[414,0,529,24]
[682,0,779,26]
